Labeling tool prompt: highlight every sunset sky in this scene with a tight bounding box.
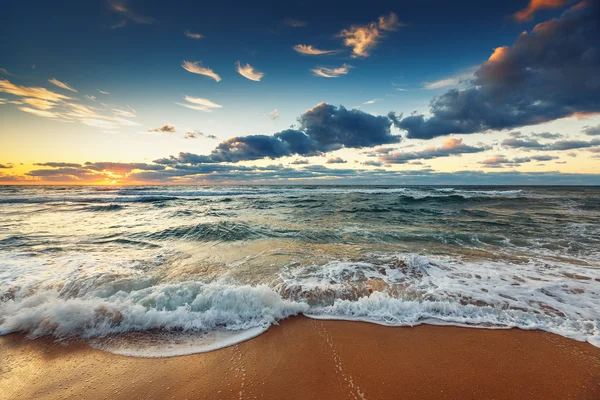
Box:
[1,0,599,185]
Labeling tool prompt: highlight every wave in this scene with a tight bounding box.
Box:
[1,254,598,356]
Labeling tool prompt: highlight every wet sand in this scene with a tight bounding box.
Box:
[1,316,599,400]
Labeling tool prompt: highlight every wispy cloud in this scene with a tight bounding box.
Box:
[113,108,136,118]
[108,1,154,27]
[513,0,573,21]
[176,95,222,112]
[423,68,476,90]
[185,130,218,140]
[283,18,307,27]
[18,107,60,119]
[181,61,222,82]
[98,89,110,95]
[184,30,203,39]
[0,79,72,102]
[149,125,176,133]
[0,68,14,77]
[293,45,338,55]
[21,98,56,110]
[236,62,264,81]
[268,109,280,120]
[339,12,402,57]
[48,78,78,93]
[363,99,381,105]
[311,64,352,78]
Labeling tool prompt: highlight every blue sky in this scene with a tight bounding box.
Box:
[0,0,599,184]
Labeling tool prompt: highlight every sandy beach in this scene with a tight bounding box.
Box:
[1,316,599,400]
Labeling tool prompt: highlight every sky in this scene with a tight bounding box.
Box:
[0,0,599,185]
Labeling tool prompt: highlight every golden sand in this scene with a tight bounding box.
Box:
[1,316,599,399]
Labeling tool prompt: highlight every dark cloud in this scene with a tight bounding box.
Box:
[363,160,383,166]
[582,124,600,136]
[392,3,600,139]
[0,163,13,169]
[290,159,309,165]
[34,162,82,168]
[326,157,347,164]
[149,125,176,133]
[181,103,399,163]
[380,138,486,164]
[83,162,166,173]
[502,137,600,150]
[185,130,218,140]
[532,132,563,139]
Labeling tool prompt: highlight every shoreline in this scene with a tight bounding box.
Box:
[1,316,599,399]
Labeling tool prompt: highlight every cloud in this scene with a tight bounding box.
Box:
[34,162,82,168]
[163,103,399,164]
[48,78,77,93]
[181,61,222,82]
[98,89,110,95]
[392,4,600,139]
[293,45,338,55]
[184,30,203,39]
[236,62,264,81]
[532,132,563,139]
[0,163,13,169]
[175,95,222,112]
[290,159,309,165]
[311,64,352,78]
[83,162,165,173]
[108,1,154,27]
[480,154,559,168]
[423,68,476,90]
[339,12,402,57]
[86,95,96,101]
[283,18,307,27]
[363,160,383,166]
[380,138,486,164]
[514,0,573,22]
[326,157,347,164]
[184,130,217,140]
[268,109,279,120]
[582,124,600,136]
[21,98,56,110]
[502,136,600,150]
[0,79,72,102]
[0,68,14,77]
[149,124,176,133]
[18,107,59,119]
[113,108,136,118]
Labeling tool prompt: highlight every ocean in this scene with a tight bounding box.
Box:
[0,185,598,356]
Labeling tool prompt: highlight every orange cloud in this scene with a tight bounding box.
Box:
[181,61,222,82]
[48,78,78,92]
[487,46,510,63]
[311,64,352,78]
[293,45,338,55]
[339,12,402,57]
[0,79,72,102]
[513,0,573,22]
[236,62,264,81]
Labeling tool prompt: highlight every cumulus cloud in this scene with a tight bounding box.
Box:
[339,12,402,57]
[582,124,600,136]
[159,103,399,164]
[184,30,203,39]
[293,45,338,55]
[236,62,264,81]
[108,1,154,28]
[326,157,347,164]
[268,109,280,120]
[514,0,574,21]
[149,124,176,133]
[290,159,309,165]
[311,64,352,78]
[185,131,218,140]
[392,4,600,140]
[502,137,600,150]
[181,61,222,82]
[48,78,77,93]
[176,95,222,112]
[380,138,486,164]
